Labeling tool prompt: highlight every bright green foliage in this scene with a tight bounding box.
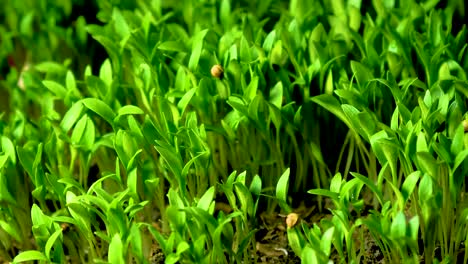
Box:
[146,171,260,263]
[0,0,467,263]
[304,0,468,262]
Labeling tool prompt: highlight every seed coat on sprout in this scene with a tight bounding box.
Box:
[211,64,224,79]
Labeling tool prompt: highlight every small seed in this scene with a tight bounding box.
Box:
[61,223,70,231]
[286,213,299,228]
[211,64,224,79]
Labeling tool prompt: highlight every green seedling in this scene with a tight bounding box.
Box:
[0,0,467,263]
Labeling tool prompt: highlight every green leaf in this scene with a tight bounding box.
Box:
[13,250,47,263]
[188,29,209,71]
[342,104,372,141]
[147,225,168,255]
[0,220,22,243]
[86,75,108,98]
[129,225,143,262]
[257,0,273,17]
[320,226,335,256]
[81,98,116,125]
[117,105,144,116]
[390,108,399,130]
[329,173,342,193]
[166,254,180,264]
[115,130,138,169]
[212,213,240,261]
[433,135,453,164]
[428,10,442,48]
[43,80,67,99]
[99,59,113,89]
[289,0,316,24]
[125,201,149,218]
[287,226,304,257]
[108,234,125,264]
[340,178,363,202]
[416,132,429,153]
[197,186,215,211]
[112,8,130,39]
[397,103,412,123]
[127,167,138,198]
[76,16,87,45]
[350,61,373,89]
[370,131,399,178]
[154,140,183,182]
[372,77,402,103]
[240,35,252,63]
[244,76,259,101]
[311,95,352,128]
[19,11,34,37]
[31,204,48,227]
[177,87,197,115]
[237,229,257,258]
[227,96,249,116]
[269,81,283,108]
[451,124,464,155]
[454,149,468,172]
[71,115,95,150]
[418,174,433,202]
[34,62,67,74]
[401,171,421,202]
[270,40,287,66]
[390,211,406,239]
[308,189,339,201]
[309,35,327,65]
[44,229,63,260]
[416,152,438,178]
[263,30,276,52]
[324,69,334,95]
[142,117,162,144]
[176,241,190,255]
[158,41,187,52]
[249,175,262,196]
[301,245,318,264]
[181,151,206,181]
[350,172,384,206]
[408,216,420,241]
[276,168,291,212]
[1,136,16,165]
[65,192,92,238]
[234,182,255,217]
[66,70,77,92]
[228,174,242,189]
[220,0,231,28]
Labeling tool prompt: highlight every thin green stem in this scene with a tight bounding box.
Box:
[336,131,351,174]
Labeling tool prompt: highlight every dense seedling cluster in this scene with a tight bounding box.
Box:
[0,0,467,263]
